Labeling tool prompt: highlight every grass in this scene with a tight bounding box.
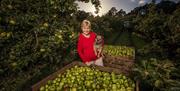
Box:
[105,31,121,45]
[131,33,147,49]
[105,31,132,46]
[114,31,131,46]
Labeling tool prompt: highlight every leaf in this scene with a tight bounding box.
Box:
[154,80,162,88]
[169,87,180,91]
[141,60,147,69]
[165,80,180,87]
[163,61,174,69]
[132,68,141,72]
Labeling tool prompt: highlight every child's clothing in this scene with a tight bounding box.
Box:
[86,57,103,66]
[77,32,97,63]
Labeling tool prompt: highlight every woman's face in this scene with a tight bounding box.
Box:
[82,25,90,35]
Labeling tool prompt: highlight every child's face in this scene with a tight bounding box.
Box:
[82,25,90,35]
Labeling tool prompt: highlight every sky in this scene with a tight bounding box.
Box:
[76,0,179,16]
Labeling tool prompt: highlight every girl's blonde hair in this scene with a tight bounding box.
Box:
[81,19,91,28]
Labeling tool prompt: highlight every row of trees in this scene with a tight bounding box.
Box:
[0,0,179,90]
[129,1,180,91]
[89,0,180,61]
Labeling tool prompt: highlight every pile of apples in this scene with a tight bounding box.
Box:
[104,45,135,59]
[39,66,135,91]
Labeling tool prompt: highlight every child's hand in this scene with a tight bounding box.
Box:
[95,51,97,56]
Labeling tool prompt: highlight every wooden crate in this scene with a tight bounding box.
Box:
[103,54,135,75]
[104,53,134,64]
[31,61,138,91]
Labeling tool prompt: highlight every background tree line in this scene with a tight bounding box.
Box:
[0,0,179,90]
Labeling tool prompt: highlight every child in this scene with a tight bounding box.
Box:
[77,19,103,66]
[94,34,104,58]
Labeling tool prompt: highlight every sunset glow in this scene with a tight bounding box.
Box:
[76,0,178,16]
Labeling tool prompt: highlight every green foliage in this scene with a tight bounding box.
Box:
[107,7,118,16]
[132,58,179,91]
[165,7,180,59]
[134,5,166,41]
[91,16,113,38]
[133,2,180,59]
[130,2,180,90]
[131,32,147,49]
[0,0,101,90]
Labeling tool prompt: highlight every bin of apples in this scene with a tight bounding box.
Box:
[39,65,135,91]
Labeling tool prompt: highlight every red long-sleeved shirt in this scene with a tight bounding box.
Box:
[77,32,97,63]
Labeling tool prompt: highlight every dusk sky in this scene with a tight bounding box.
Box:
[76,0,179,16]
